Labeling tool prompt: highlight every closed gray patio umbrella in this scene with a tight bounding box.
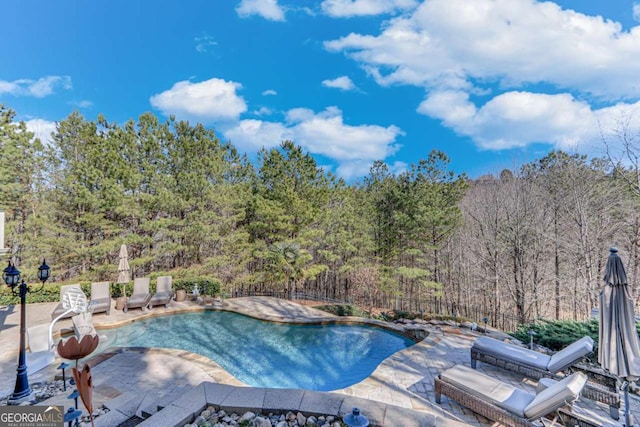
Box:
[117,244,130,297]
[599,247,640,426]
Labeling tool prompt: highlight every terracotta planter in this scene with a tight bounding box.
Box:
[176,289,186,302]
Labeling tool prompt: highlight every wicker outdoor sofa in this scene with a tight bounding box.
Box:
[470,336,620,420]
[435,365,599,427]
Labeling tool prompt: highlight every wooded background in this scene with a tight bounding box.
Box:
[2,104,639,325]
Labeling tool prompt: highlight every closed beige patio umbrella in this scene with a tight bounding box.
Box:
[599,247,640,426]
[117,244,130,298]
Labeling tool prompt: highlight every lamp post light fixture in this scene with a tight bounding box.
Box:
[3,259,50,404]
[527,329,536,350]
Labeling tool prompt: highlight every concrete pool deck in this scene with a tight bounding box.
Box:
[0,297,638,426]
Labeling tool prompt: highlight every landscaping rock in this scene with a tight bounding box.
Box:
[174,408,381,427]
[252,416,271,427]
[239,411,255,423]
[296,411,306,426]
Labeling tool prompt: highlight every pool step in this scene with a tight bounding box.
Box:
[104,391,145,417]
[137,389,186,419]
[98,391,146,427]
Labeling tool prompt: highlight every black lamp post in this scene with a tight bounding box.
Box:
[3,259,50,405]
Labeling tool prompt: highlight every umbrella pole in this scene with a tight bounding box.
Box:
[622,381,634,427]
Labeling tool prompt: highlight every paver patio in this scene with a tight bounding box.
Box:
[0,297,638,426]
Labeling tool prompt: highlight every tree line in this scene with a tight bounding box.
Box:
[1,104,637,324]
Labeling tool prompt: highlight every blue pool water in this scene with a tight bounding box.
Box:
[96,311,414,391]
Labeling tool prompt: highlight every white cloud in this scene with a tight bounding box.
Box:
[291,106,402,161]
[253,106,273,116]
[324,0,640,150]
[336,159,407,179]
[321,0,418,17]
[25,119,57,146]
[326,0,640,98]
[262,89,277,96]
[0,76,71,98]
[634,3,640,22]
[70,100,93,109]
[236,0,285,21]
[417,89,640,151]
[322,76,358,91]
[285,108,316,124]
[194,35,217,53]
[225,119,292,151]
[150,78,247,123]
[224,106,403,179]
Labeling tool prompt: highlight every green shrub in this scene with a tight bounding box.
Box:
[314,304,369,317]
[514,318,640,356]
[377,310,466,323]
[111,283,133,298]
[0,282,61,305]
[511,319,600,357]
[388,310,415,320]
[173,278,220,296]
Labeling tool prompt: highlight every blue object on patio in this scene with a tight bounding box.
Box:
[64,407,82,427]
[344,407,369,427]
[58,362,70,391]
[68,389,79,408]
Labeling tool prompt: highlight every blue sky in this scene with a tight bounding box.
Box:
[2,0,640,180]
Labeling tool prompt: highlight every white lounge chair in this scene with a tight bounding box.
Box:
[124,278,151,312]
[50,284,85,320]
[435,365,591,426]
[25,324,56,374]
[471,335,620,419]
[149,276,173,309]
[89,281,111,315]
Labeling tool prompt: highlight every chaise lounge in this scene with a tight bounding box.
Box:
[50,284,85,321]
[149,275,173,309]
[124,277,152,312]
[435,365,594,427]
[89,281,111,315]
[26,324,56,374]
[471,336,620,419]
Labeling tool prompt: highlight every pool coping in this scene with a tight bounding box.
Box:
[134,381,438,427]
[2,298,442,426]
[86,302,423,342]
[82,299,436,426]
[80,302,425,391]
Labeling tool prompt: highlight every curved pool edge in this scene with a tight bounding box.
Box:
[79,299,426,392]
[84,346,248,387]
[89,299,424,343]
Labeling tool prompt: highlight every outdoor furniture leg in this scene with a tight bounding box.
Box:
[622,382,633,427]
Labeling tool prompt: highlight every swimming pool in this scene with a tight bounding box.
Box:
[96,311,415,391]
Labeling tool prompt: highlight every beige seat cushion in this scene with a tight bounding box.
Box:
[524,372,587,419]
[473,336,550,370]
[440,365,535,417]
[546,337,593,372]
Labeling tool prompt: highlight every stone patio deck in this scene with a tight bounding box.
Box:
[0,297,638,426]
